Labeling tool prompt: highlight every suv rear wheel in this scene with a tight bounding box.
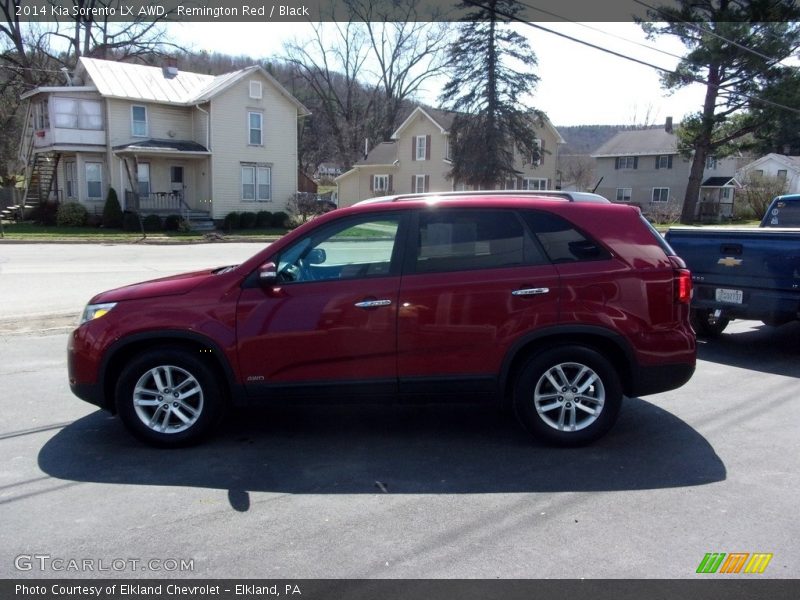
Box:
[513,346,622,446]
[115,348,224,447]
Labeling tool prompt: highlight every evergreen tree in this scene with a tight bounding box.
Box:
[641,2,800,223]
[439,0,542,189]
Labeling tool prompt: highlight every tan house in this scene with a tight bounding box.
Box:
[335,107,564,207]
[18,57,309,228]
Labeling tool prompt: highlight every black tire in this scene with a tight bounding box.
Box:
[691,309,730,337]
[115,347,225,447]
[513,346,623,446]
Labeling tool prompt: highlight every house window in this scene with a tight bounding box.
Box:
[249,81,262,99]
[522,177,547,190]
[615,156,637,170]
[777,169,788,179]
[65,161,76,199]
[721,187,732,200]
[415,135,427,161]
[706,156,718,169]
[753,169,764,178]
[655,155,672,169]
[373,174,389,193]
[131,105,147,137]
[414,175,428,194]
[85,162,103,200]
[137,163,150,197]
[52,98,102,130]
[248,112,263,145]
[652,187,670,203]
[531,138,543,166]
[445,137,452,161]
[241,165,271,201]
[616,188,632,202]
[35,99,49,129]
[503,177,517,190]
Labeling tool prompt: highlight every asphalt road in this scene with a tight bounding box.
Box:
[0,243,798,579]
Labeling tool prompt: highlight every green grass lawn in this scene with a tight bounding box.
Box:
[0,222,288,242]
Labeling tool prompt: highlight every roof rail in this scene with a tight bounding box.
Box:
[354,190,610,206]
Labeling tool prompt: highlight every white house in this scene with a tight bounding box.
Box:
[736,153,800,194]
[18,57,309,228]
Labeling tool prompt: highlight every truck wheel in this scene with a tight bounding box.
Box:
[513,346,622,446]
[691,309,730,337]
[115,348,224,447]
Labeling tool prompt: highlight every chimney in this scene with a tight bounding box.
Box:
[163,57,179,79]
[665,116,673,134]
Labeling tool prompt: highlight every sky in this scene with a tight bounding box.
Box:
[171,20,708,128]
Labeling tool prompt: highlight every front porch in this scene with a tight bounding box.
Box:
[123,190,214,231]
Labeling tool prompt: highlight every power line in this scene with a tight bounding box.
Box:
[632,0,792,67]
[460,0,800,117]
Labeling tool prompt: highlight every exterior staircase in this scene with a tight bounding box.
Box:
[185,210,216,232]
[2,152,60,221]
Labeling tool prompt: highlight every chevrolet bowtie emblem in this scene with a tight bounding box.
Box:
[718,256,743,267]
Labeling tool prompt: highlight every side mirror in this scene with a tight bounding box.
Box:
[306,247,327,265]
[258,261,278,286]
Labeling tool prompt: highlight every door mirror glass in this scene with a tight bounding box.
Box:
[258,261,278,286]
[306,248,327,265]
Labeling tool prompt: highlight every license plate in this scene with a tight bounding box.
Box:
[715,288,743,304]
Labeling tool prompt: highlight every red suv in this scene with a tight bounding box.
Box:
[68,194,696,447]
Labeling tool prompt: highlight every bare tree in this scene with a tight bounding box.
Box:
[282,18,377,169]
[42,0,181,67]
[738,174,788,220]
[346,0,452,142]
[559,155,595,192]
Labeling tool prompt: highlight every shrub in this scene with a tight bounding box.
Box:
[122,211,141,232]
[223,211,240,231]
[143,214,162,232]
[239,211,257,229]
[164,214,182,231]
[56,202,88,227]
[102,188,123,228]
[30,202,58,226]
[256,210,273,228]
[272,211,290,228]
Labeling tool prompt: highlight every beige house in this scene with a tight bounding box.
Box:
[18,57,309,228]
[335,107,564,207]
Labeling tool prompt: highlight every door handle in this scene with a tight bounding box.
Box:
[354,299,392,308]
[512,287,550,297]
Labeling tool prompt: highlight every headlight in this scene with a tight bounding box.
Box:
[80,302,117,325]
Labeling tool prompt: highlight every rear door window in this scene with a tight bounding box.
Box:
[412,209,547,273]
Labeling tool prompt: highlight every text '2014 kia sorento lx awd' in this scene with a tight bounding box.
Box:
[68,194,696,447]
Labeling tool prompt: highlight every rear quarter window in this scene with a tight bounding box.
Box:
[521,211,611,263]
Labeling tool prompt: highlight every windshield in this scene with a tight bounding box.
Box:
[762,198,800,227]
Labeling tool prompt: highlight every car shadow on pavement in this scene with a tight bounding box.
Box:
[697,321,800,377]
[38,398,725,510]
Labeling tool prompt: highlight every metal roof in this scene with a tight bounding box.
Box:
[75,58,309,115]
[78,58,219,104]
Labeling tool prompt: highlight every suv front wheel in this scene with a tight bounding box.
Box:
[513,346,622,446]
[115,347,224,447]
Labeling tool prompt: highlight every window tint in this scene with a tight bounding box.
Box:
[522,211,611,263]
[414,209,545,273]
[277,215,400,283]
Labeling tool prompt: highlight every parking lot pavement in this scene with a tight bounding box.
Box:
[1,319,798,579]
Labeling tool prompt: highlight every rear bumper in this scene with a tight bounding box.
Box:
[693,284,800,323]
[629,362,695,397]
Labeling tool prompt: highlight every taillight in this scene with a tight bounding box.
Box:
[675,269,692,304]
[668,255,692,304]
